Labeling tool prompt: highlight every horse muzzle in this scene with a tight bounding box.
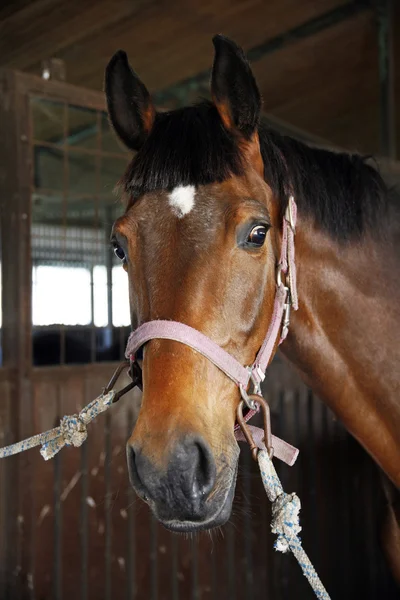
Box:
[127,434,238,531]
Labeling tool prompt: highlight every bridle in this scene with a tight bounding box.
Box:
[125,196,299,463]
[125,196,298,401]
[0,197,298,467]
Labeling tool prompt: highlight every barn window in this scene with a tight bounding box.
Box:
[30,97,131,365]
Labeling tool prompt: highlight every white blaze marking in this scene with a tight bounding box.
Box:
[168,185,196,217]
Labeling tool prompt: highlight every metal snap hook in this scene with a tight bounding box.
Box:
[276,265,291,293]
[240,383,257,410]
[236,394,274,461]
[276,264,283,288]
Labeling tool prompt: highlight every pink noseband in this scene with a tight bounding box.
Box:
[125,197,299,465]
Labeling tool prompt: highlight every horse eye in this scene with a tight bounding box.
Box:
[246,225,267,247]
[113,244,126,261]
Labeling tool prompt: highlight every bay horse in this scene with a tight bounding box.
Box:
[105,36,400,581]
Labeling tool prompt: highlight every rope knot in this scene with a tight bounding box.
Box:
[59,415,88,448]
[271,491,301,553]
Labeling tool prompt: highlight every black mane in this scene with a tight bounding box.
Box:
[258,124,389,239]
[122,100,389,240]
[123,102,243,195]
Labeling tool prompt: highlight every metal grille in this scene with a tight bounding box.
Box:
[30,97,131,366]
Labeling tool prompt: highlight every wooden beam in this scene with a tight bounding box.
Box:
[153,1,371,107]
[377,0,396,158]
[0,0,149,71]
[9,0,349,91]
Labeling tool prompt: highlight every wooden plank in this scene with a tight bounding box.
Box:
[192,530,214,599]
[30,378,59,600]
[59,373,85,599]
[133,498,153,598]
[80,370,106,600]
[14,70,106,112]
[175,534,194,599]
[106,371,134,600]
[0,376,13,597]
[0,367,15,381]
[31,361,125,382]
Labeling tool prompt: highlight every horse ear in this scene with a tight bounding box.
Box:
[105,50,155,151]
[211,35,261,139]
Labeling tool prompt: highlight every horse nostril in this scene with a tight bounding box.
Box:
[127,444,147,498]
[190,438,216,500]
[127,437,217,518]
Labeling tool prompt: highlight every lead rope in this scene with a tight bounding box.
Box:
[0,390,116,460]
[239,395,331,599]
[258,450,331,599]
[0,362,139,461]
[237,396,330,599]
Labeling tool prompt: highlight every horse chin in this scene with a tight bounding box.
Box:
[157,466,238,533]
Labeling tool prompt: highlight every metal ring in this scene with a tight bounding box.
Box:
[276,265,291,293]
[276,264,283,288]
[250,371,263,396]
[236,400,259,461]
[239,384,257,410]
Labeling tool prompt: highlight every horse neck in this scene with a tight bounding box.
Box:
[279,216,400,487]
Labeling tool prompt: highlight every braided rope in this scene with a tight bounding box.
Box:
[258,449,331,600]
[0,390,115,461]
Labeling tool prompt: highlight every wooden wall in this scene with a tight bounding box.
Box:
[0,359,398,599]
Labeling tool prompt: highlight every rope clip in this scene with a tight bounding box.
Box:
[236,394,274,461]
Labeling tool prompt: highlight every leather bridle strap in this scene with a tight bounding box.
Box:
[126,319,251,386]
[125,197,297,396]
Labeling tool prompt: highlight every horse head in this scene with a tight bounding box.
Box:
[106,36,287,531]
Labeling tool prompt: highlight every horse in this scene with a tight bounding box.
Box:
[104,35,400,581]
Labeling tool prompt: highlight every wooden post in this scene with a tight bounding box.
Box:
[0,69,34,597]
[377,0,396,158]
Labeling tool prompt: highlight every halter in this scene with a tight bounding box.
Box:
[125,196,298,411]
